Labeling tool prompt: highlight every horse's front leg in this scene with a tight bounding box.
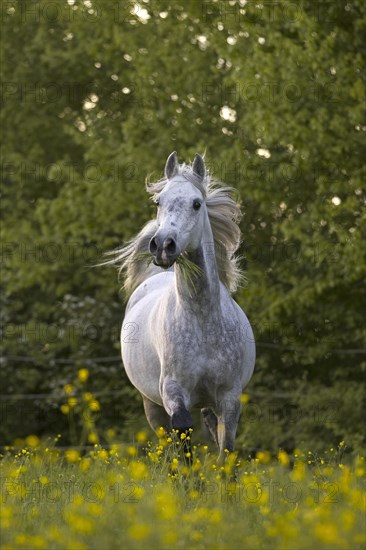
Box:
[160,377,193,432]
[201,407,219,447]
[142,394,171,433]
[160,377,193,463]
[217,396,241,464]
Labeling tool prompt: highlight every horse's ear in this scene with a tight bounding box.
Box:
[192,153,206,182]
[165,151,179,180]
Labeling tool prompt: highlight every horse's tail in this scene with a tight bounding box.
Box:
[103,220,164,295]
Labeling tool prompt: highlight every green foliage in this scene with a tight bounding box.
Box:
[1,0,365,452]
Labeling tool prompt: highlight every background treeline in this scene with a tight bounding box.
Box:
[1,0,365,454]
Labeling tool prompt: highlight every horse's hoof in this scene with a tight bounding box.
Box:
[171,410,193,432]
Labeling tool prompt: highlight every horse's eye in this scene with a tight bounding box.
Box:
[193,200,201,210]
[154,199,160,206]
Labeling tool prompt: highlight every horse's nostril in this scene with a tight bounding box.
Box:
[149,237,158,254]
[164,238,176,254]
[150,236,176,257]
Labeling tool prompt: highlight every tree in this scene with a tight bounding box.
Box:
[1,0,365,452]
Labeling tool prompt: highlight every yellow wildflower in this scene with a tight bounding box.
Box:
[79,458,91,472]
[106,428,116,439]
[0,506,12,528]
[155,426,165,438]
[25,435,40,448]
[127,446,137,456]
[240,393,250,404]
[88,399,100,412]
[65,449,80,463]
[278,450,290,467]
[30,535,47,549]
[291,461,306,481]
[256,451,271,464]
[129,461,148,480]
[128,524,150,540]
[87,503,103,516]
[47,526,62,542]
[78,368,89,382]
[98,449,108,461]
[136,430,147,443]
[88,432,99,444]
[314,522,338,544]
[83,392,93,401]
[342,511,355,530]
[67,514,94,534]
[68,397,78,408]
[210,509,223,524]
[155,490,177,519]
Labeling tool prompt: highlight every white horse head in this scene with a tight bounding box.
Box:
[149,152,208,268]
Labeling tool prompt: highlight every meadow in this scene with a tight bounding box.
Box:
[2,4,365,548]
[1,428,365,550]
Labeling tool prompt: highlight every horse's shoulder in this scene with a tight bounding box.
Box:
[126,271,174,313]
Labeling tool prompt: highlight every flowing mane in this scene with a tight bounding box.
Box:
[108,162,244,294]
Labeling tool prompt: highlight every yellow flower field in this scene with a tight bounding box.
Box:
[0,435,365,550]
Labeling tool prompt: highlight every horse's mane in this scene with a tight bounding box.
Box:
[107,163,243,295]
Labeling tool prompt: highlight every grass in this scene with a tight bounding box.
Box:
[136,250,203,295]
[175,254,203,295]
[1,433,365,550]
[1,372,365,549]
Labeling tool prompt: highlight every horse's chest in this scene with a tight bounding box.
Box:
[163,314,242,372]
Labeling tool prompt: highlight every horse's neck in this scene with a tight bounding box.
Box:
[174,214,220,312]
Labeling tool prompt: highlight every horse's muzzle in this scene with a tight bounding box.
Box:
[149,235,179,268]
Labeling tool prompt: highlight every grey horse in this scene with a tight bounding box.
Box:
[114,152,255,462]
